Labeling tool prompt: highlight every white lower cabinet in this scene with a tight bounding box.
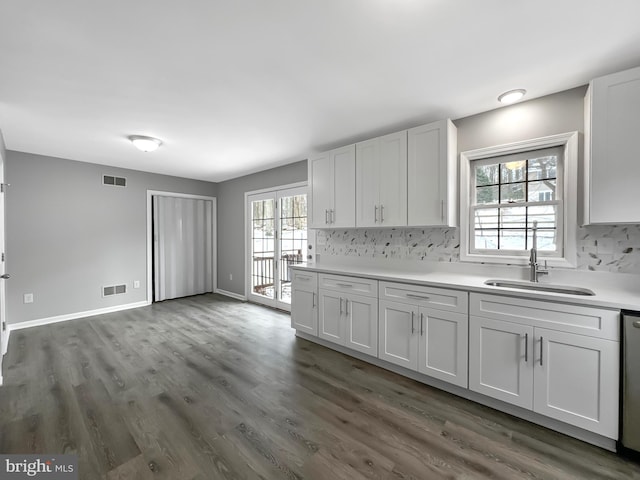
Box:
[317,273,379,357]
[378,282,468,388]
[290,271,318,335]
[469,293,620,439]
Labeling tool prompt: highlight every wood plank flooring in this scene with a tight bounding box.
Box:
[1,293,639,479]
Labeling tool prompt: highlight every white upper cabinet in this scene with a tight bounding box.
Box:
[407,119,458,227]
[309,145,356,228]
[585,65,640,224]
[356,131,407,227]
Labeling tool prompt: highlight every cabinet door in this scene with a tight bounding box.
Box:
[533,328,619,438]
[309,152,332,228]
[469,316,534,409]
[291,287,317,336]
[378,300,419,370]
[588,66,640,223]
[331,145,356,227]
[417,309,468,388]
[378,131,407,227]
[355,138,379,227]
[344,293,378,357]
[318,289,344,345]
[407,120,457,227]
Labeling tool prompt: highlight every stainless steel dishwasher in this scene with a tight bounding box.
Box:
[621,311,640,456]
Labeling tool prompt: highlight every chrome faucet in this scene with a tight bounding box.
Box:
[529,221,548,282]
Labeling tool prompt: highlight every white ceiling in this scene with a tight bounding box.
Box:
[1,1,640,182]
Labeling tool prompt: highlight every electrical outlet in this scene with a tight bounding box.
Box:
[133,280,140,288]
[23,293,33,304]
[229,273,233,281]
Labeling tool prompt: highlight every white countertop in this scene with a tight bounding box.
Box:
[292,262,640,311]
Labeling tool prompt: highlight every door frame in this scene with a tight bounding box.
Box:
[146,190,217,304]
[0,135,6,385]
[244,181,307,311]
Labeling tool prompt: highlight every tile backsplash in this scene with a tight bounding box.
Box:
[315,224,640,274]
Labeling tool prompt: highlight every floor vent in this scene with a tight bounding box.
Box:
[103,284,127,297]
[103,175,127,187]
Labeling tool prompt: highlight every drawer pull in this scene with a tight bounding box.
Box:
[297,276,310,281]
[411,311,415,334]
[420,313,424,336]
[406,293,430,300]
[540,336,544,366]
[524,333,528,362]
[336,283,353,288]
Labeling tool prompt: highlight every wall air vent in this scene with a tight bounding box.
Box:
[103,284,127,297]
[103,175,127,187]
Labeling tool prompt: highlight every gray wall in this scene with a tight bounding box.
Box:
[216,160,307,295]
[5,151,217,325]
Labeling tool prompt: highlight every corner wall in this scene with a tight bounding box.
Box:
[5,151,217,325]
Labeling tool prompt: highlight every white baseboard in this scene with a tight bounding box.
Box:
[1,327,8,356]
[8,301,151,332]
[214,288,247,301]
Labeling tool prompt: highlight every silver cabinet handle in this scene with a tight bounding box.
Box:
[406,293,430,300]
[330,209,335,224]
[374,205,378,223]
[380,204,384,223]
[325,209,329,224]
[524,333,528,362]
[540,336,544,366]
[336,283,352,288]
[420,313,424,336]
[411,311,415,334]
[339,297,343,315]
[312,292,316,308]
[633,320,640,328]
[0,273,9,279]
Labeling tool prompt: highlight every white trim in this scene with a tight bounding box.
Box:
[7,301,150,332]
[146,191,217,304]
[214,288,247,302]
[460,132,578,267]
[0,327,7,355]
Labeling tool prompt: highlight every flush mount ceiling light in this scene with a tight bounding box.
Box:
[129,135,162,152]
[497,89,526,105]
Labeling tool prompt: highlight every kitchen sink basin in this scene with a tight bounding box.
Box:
[484,279,595,296]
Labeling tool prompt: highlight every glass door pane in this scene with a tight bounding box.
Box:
[251,197,275,300]
[278,193,307,305]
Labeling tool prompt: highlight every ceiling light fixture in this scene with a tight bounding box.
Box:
[497,89,526,105]
[129,135,162,152]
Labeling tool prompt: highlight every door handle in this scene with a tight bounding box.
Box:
[380,204,384,223]
[325,209,329,224]
[420,313,424,336]
[524,333,528,362]
[0,274,9,279]
[339,297,343,315]
[374,205,378,223]
[411,311,415,334]
[540,336,544,366]
[633,320,640,328]
[312,292,316,308]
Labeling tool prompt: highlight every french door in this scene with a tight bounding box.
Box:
[247,185,307,311]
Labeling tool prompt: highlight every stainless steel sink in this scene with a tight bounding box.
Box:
[484,279,595,296]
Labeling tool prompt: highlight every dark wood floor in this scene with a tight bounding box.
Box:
[1,294,639,479]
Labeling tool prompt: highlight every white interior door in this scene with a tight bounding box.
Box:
[0,143,6,375]
[247,185,307,311]
[153,195,214,301]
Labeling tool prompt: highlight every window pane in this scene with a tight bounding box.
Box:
[476,185,498,205]
[528,156,557,180]
[500,183,525,203]
[474,208,499,230]
[475,230,498,250]
[500,206,527,229]
[501,161,526,183]
[528,180,556,202]
[528,204,557,229]
[500,229,526,250]
[476,164,499,186]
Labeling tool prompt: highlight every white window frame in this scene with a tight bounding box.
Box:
[460,132,578,267]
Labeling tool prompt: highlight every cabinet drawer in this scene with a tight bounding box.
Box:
[470,293,619,340]
[379,281,468,314]
[292,270,318,290]
[318,273,377,298]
